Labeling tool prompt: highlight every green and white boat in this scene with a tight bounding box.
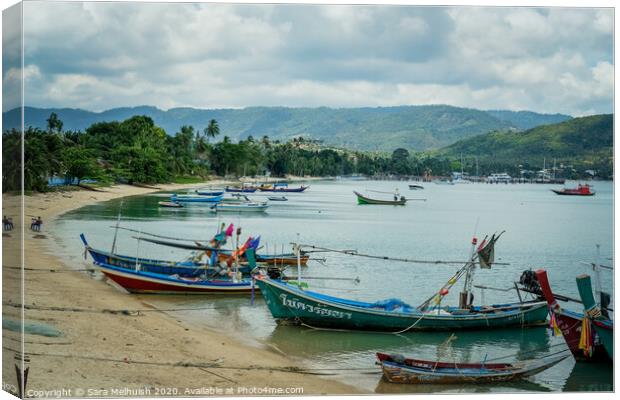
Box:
[255,276,547,332]
[256,232,547,332]
[354,191,406,205]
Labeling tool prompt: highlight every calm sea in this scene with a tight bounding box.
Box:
[54,180,614,393]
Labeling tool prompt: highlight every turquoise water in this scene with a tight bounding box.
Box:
[54,180,613,393]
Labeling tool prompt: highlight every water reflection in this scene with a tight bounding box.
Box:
[54,180,614,393]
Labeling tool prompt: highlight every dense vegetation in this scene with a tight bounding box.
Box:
[2,112,612,193]
[435,114,613,179]
[4,105,570,152]
[0,113,427,191]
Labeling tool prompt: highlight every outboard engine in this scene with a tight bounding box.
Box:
[600,291,611,318]
[267,266,283,280]
[519,269,542,297]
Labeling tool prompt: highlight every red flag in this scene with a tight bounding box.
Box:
[225,223,234,237]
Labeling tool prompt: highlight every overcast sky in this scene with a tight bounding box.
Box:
[2,2,614,115]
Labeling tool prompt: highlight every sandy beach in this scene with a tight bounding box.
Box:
[2,180,362,397]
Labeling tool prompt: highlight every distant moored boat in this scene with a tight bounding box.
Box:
[551,184,595,196]
[354,191,407,205]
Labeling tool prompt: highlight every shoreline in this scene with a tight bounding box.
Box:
[2,179,363,396]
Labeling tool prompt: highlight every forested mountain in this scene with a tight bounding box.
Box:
[2,105,568,151]
[436,114,613,177]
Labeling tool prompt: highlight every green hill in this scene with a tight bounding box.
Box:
[2,105,546,151]
[436,114,613,177]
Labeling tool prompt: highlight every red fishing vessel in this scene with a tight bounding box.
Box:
[551,184,595,196]
[535,269,609,362]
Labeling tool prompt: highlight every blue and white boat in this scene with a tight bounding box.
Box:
[171,193,223,203]
[212,202,269,213]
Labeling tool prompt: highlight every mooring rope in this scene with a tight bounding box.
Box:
[294,244,509,266]
[110,226,212,243]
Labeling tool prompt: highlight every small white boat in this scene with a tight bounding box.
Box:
[433,179,455,185]
[158,201,184,208]
[268,196,288,201]
[212,202,269,213]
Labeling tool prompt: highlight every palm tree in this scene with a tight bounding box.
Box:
[204,119,220,143]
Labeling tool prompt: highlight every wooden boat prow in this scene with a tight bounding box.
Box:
[535,269,610,362]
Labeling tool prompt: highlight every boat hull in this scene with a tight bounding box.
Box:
[354,191,406,206]
[213,204,269,212]
[256,277,548,331]
[196,190,225,196]
[551,189,595,196]
[81,235,252,277]
[98,263,254,294]
[225,187,257,193]
[378,354,568,384]
[158,201,183,208]
[258,186,309,192]
[171,194,223,202]
[592,320,613,359]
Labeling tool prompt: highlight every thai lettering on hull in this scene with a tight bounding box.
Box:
[279,294,353,319]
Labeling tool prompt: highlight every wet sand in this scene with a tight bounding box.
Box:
[2,181,362,396]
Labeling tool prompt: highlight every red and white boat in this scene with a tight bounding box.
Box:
[535,269,609,362]
[98,262,254,294]
[551,184,595,196]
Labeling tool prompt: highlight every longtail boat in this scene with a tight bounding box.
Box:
[195,188,225,196]
[80,234,253,277]
[576,274,613,360]
[551,184,595,196]
[158,201,184,208]
[97,262,254,294]
[257,232,549,331]
[535,269,610,362]
[255,276,547,331]
[376,352,568,384]
[408,184,424,190]
[258,183,309,192]
[212,202,269,213]
[171,193,223,203]
[354,191,407,205]
[225,186,257,193]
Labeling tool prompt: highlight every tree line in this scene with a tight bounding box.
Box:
[1,113,608,193]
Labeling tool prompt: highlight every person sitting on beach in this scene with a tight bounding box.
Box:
[8,217,14,230]
[31,216,43,232]
[2,216,9,231]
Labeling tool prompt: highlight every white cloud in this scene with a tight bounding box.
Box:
[5,2,613,116]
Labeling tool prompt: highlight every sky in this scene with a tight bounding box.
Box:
[2,1,614,116]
